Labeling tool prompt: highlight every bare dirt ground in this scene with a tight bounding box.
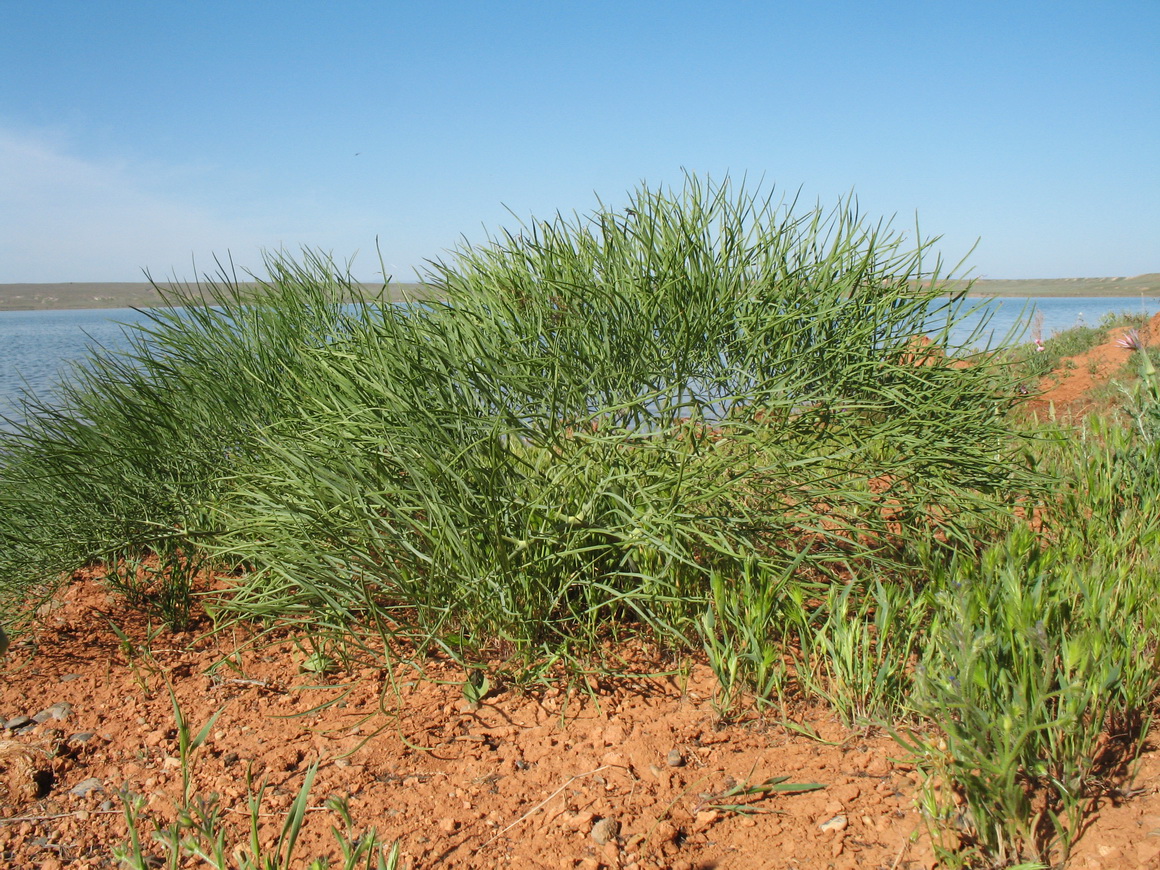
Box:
[3,324,1160,869]
[1,578,940,870]
[1028,328,1133,416]
[1025,313,1160,420]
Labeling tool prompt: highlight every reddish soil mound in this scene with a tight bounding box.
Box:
[3,578,1160,869]
[1030,312,1160,417]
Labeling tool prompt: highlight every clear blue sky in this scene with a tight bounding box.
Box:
[2,1,1156,283]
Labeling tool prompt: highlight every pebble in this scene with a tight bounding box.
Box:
[70,777,104,798]
[652,820,679,845]
[4,715,34,732]
[67,732,97,747]
[33,701,73,724]
[829,782,860,803]
[666,748,685,767]
[564,810,595,832]
[818,814,848,834]
[694,809,721,833]
[591,817,620,845]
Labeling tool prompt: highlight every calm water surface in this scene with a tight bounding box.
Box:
[2,297,1158,423]
[947,295,1160,349]
[0,308,149,422]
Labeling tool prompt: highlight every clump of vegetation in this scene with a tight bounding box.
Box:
[0,251,368,630]
[0,176,1025,649]
[2,174,1159,868]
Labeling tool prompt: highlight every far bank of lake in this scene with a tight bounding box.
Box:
[1,274,1158,311]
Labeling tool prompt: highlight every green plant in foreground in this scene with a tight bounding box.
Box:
[205,174,1029,669]
[114,689,400,870]
[1117,328,1160,442]
[796,575,930,727]
[0,176,1031,666]
[897,517,1160,869]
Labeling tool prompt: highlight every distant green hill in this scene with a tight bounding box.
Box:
[961,274,1160,298]
[0,282,433,311]
[1,275,1157,311]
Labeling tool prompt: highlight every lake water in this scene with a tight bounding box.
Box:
[946,295,1160,349]
[0,308,151,424]
[3,297,1159,424]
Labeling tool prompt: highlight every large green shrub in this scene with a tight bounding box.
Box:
[207,176,1027,660]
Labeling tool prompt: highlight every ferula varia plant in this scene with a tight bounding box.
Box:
[0,174,1029,664]
[208,174,1029,661]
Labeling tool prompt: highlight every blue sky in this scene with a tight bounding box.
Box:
[2,1,1156,283]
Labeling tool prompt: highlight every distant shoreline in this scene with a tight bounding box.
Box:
[0,282,431,312]
[939,274,1160,299]
[1,276,1157,311]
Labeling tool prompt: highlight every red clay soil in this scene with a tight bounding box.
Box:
[4,577,1160,870]
[4,326,1160,870]
[2,579,939,870]
[1027,313,1160,416]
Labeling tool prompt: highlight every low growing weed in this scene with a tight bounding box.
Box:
[796,575,929,728]
[101,542,207,632]
[114,690,400,870]
[698,557,800,715]
[695,774,825,816]
[901,517,1160,868]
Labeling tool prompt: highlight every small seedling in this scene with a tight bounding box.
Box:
[299,650,338,675]
[462,670,491,707]
[114,693,401,869]
[697,776,825,815]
